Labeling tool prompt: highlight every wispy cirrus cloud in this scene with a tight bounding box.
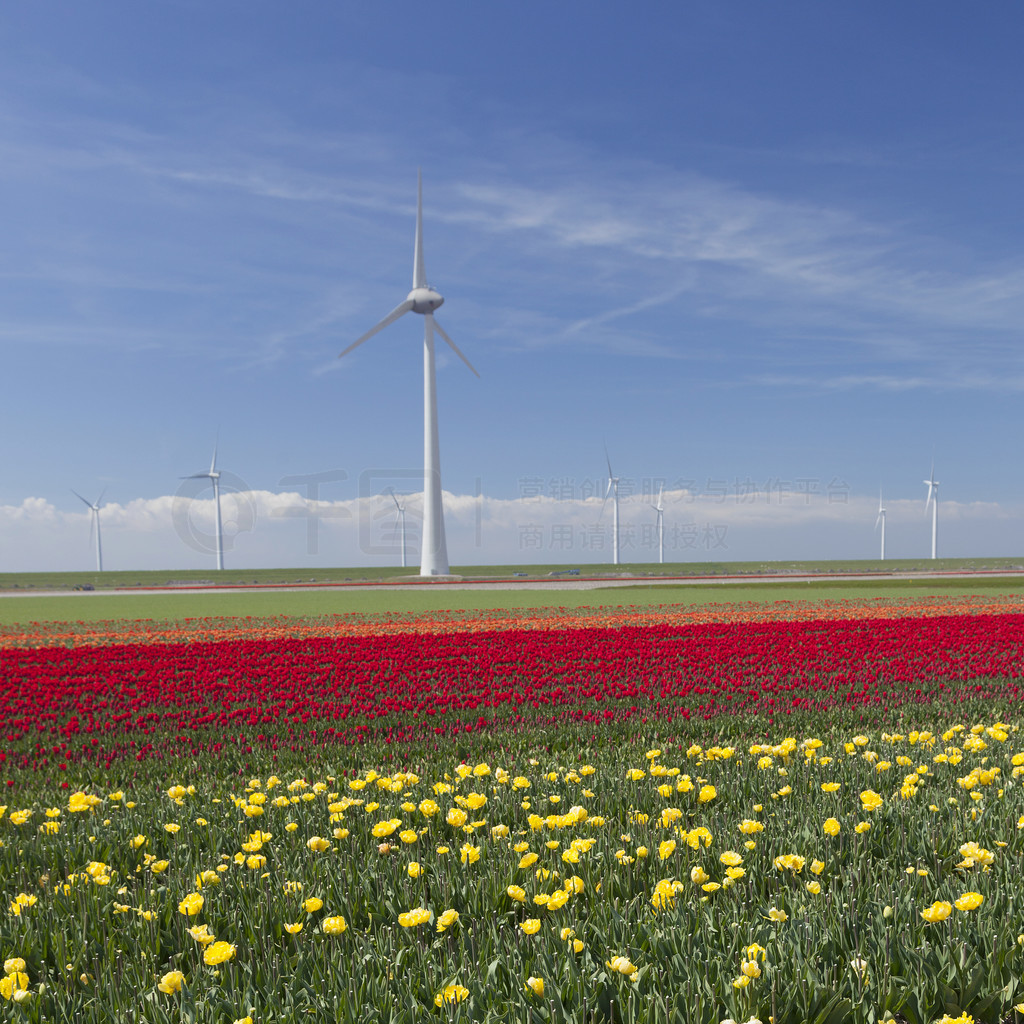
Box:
[455,172,1024,331]
[751,372,1024,393]
[4,67,1024,388]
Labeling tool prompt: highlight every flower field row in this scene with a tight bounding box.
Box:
[4,593,1024,649]
[2,721,1024,1023]
[4,602,1024,1021]
[1,612,1022,771]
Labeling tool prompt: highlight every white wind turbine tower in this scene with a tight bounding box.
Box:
[604,449,620,566]
[875,490,886,561]
[924,462,939,559]
[651,484,665,564]
[387,489,408,569]
[72,488,105,572]
[340,171,479,576]
[183,445,224,571]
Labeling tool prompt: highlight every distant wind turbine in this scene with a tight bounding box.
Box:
[71,488,105,572]
[339,171,478,576]
[924,462,939,560]
[604,448,620,566]
[183,444,224,571]
[387,489,408,569]
[875,490,886,561]
[651,484,665,564]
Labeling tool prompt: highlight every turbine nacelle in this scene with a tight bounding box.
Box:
[407,287,444,314]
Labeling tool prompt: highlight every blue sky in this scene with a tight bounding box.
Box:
[3,2,1024,570]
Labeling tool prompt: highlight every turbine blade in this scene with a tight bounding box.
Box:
[96,486,107,508]
[339,300,415,358]
[209,444,218,476]
[413,169,426,290]
[432,317,480,378]
[604,445,613,481]
[389,490,402,511]
[71,489,91,508]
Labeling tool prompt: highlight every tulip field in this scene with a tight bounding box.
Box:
[2,593,1024,1023]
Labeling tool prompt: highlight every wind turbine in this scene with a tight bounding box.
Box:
[183,444,224,570]
[604,449,620,566]
[924,462,939,560]
[875,490,886,561]
[651,484,665,564]
[71,488,105,572]
[387,489,408,569]
[339,171,479,576]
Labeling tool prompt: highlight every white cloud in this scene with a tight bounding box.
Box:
[1,497,59,523]
[2,488,1020,573]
